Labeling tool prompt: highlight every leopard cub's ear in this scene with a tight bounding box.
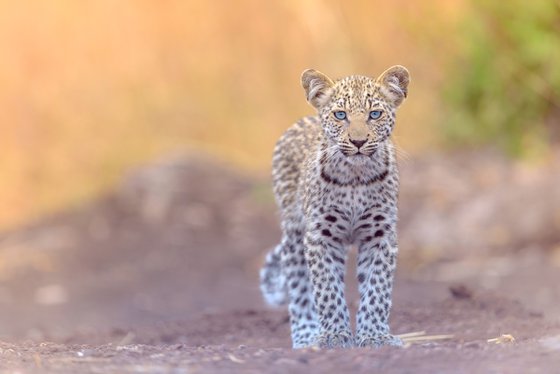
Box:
[376,65,410,107]
[301,69,334,109]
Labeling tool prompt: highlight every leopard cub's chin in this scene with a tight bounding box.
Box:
[345,153,371,166]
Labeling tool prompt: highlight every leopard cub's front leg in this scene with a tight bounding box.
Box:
[354,210,403,348]
[304,218,352,348]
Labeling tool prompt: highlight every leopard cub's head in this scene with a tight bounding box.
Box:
[301,66,409,157]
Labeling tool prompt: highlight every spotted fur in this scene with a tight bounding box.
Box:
[260,66,410,349]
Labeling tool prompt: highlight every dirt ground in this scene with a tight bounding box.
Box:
[1,151,560,373]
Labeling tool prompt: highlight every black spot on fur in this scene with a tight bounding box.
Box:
[360,213,372,220]
[332,254,345,264]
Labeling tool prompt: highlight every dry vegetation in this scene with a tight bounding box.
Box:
[0,0,465,229]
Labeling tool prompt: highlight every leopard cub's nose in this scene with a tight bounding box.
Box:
[350,139,366,149]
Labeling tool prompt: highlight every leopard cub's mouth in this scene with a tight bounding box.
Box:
[341,148,377,158]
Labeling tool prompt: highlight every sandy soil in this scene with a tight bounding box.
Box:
[1,152,560,373]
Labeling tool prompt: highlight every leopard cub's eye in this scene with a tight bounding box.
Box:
[333,111,347,120]
[369,110,382,120]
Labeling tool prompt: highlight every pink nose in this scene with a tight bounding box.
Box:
[350,139,366,149]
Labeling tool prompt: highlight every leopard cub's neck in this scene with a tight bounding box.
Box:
[316,138,393,187]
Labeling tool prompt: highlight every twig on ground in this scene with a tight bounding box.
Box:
[487,334,515,344]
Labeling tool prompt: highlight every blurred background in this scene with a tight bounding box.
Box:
[0,0,559,341]
[2,0,558,229]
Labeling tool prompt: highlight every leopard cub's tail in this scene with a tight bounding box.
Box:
[259,244,288,307]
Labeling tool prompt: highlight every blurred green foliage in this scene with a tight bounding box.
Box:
[443,0,560,156]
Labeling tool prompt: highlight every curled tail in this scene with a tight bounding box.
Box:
[259,244,288,306]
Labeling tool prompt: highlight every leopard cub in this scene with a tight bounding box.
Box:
[260,66,410,348]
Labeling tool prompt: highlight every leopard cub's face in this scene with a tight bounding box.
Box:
[301,66,410,158]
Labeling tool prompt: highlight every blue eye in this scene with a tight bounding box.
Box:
[334,111,347,120]
[369,110,382,120]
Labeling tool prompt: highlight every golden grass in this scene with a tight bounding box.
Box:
[0,0,465,229]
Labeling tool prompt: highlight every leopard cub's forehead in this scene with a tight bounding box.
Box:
[329,75,383,110]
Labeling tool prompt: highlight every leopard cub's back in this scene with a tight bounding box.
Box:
[271,116,322,212]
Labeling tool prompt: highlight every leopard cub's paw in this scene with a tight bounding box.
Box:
[355,333,403,348]
[314,331,354,349]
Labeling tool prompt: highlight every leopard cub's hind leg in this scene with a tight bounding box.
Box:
[280,224,320,348]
